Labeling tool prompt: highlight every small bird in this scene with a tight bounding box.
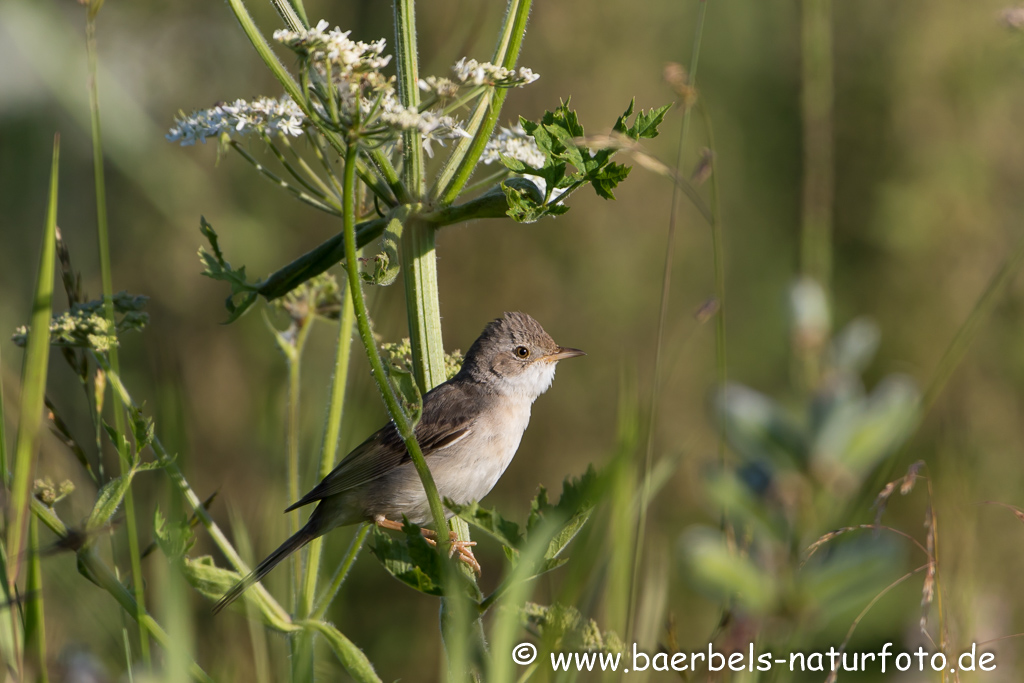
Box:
[214,312,584,613]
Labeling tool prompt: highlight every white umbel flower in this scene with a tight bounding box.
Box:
[274,20,392,74]
[166,96,306,145]
[452,58,539,87]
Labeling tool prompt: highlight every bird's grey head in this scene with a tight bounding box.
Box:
[458,312,584,399]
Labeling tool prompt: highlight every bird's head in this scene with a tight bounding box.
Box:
[459,312,584,399]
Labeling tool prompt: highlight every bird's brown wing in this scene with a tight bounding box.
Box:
[284,381,483,512]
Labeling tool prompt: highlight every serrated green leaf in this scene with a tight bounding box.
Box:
[590,162,632,200]
[87,473,134,532]
[369,522,445,596]
[450,500,524,551]
[181,556,296,631]
[612,98,637,136]
[628,104,672,140]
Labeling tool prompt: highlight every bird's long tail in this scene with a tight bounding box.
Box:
[212,525,317,614]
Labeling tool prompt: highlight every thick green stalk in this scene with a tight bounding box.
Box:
[433,0,533,204]
[394,0,424,198]
[401,218,447,391]
[85,13,150,664]
[339,142,450,551]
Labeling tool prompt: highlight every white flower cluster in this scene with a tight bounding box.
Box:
[166,96,306,145]
[452,58,539,87]
[480,124,546,168]
[273,20,391,74]
[380,105,470,157]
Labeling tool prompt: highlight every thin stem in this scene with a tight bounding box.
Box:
[85,14,150,664]
[278,133,339,201]
[311,524,370,620]
[626,0,711,644]
[339,141,450,547]
[77,551,215,683]
[231,141,341,216]
[97,360,294,629]
[282,320,313,610]
[433,0,533,204]
[260,134,333,202]
[300,284,355,618]
[25,517,48,683]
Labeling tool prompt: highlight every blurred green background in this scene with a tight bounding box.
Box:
[3,0,1024,680]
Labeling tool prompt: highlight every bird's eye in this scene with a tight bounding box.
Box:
[514,345,531,359]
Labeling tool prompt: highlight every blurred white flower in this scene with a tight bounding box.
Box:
[452,58,539,87]
[1000,6,1024,29]
[166,96,306,145]
[417,75,460,98]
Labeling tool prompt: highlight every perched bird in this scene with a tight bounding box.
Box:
[214,312,584,613]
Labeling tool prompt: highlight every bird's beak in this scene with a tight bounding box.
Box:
[548,346,586,361]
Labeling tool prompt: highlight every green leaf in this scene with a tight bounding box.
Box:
[590,162,631,200]
[198,217,260,322]
[153,508,194,560]
[301,620,382,683]
[180,556,296,631]
[715,382,808,470]
[502,179,557,223]
[449,500,524,551]
[369,521,446,596]
[87,473,134,533]
[362,216,402,286]
[680,526,776,614]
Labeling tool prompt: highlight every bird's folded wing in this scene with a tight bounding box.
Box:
[284,382,482,511]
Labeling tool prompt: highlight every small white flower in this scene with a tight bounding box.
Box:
[417,76,460,98]
[166,96,306,145]
[274,22,392,75]
[481,123,545,168]
[452,58,539,87]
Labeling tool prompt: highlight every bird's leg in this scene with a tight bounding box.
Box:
[374,517,481,575]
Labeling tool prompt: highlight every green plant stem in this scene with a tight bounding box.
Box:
[311,523,370,620]
[433,0,533,204]
[280,320,312,610]
[85,13,150,665]
[77,551,214,683]
[256,187,515,302]
[231,141,341,216]
[25,517,47,683]
[339,141,450,552]
[401,217,447,391]
[96,361,295,629]
[299,284,355,618]
[6,140,59,682]
[626,1,711,644]
[394,0,424,199]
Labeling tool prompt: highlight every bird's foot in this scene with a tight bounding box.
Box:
[374,517,481,575]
